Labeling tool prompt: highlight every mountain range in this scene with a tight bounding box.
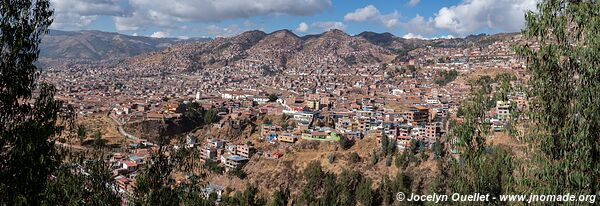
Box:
[39,29,517,69]
[40,30,210,62]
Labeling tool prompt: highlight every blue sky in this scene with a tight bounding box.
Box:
[50,0,538,39]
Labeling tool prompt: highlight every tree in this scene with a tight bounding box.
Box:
[435,70,459,86]
[356,178,374,206]
[269,187,289,206]
[348,152,361,164]
[42,155,121,206]
[515,0,600,197]
[132,145,180,206]
[0,1,73,204]
[225,184,266,206]
[204,159,225,174]
[385,155,392,167]
[228,167,247,179]
[370,150,378,166]
[77,124,87,142]
[339,135,354,150]
[436,90,516,203]
[203,109,219,125]
[432,138,443,160]
[494,78,511,102]
[380,136,389,156]
[268,94,278,102]
[92,131,104,147]
[298,161,324,204]
[395,150,410,170]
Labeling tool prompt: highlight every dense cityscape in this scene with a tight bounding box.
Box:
[2,0,599,205]
[36,28,535,203]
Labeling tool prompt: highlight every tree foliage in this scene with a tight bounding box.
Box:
[434,89,516,204]
[0,0,74,204]
[42,155,121,206]
[339,135,354,150]
[516,0,600,197]
[435,70,459,86]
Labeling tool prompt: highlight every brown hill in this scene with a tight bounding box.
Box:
[122,29,398,71]
[119,30,519,73]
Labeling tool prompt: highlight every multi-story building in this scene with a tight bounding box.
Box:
[260,124,281,141]
[382,122,399,138]
[236,145,255,159]
[306,100,321,110]
[224,155,249,171]
[200,146,217,164]
[425,123,442,141]
[496,101,511,122]
[406,106,429,126]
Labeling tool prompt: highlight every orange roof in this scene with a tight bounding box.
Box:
[414,105,428,110]
[125,161,137,167]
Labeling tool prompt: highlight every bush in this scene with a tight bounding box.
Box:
[204,160,224,174]
[328,154,336,164]
[228,168,247,179]
[349,152,361,164]
[385,155,392,167]
[435,70,459,86]
[339,135,354,150]
[268,94,278,102]
[370,151,378,166]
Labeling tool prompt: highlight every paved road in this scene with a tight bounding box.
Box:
[53,113,143,151]
[108,113,140,141]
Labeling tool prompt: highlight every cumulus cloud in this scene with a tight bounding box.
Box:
[202,24,245,37]
[400,14,437,35]
[344,5,380,22]
[344,5,400,29]
[50,0,128,29]
[402,33,425,39]
[296,22,309,33]
[52,13,98,29]
[115,0,331,31]
[407,0,420,7]
[379,12,401,29]
[311,21,345,31]
[434,35,455,39]
[433,0,537,35]
[150,31,170,38]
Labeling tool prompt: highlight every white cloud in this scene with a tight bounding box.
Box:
[407,0,421,7]
[400,14,436,35]
[115,0,331,31]
[203,24,244,37]
[296,22,309,33]
[434,35,455,39]
[150,31,169,38]
[311,22,345,31]
[343,5,400,29]
[433,0,537,35]
[402,33,425,39]
[344,5,380,22]
[50,0,128,29]
[379,11,401,29]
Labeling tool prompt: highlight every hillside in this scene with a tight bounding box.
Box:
[118,30,519,72]
[39,30,210,62]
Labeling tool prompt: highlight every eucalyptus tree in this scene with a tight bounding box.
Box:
[516,0,600,197]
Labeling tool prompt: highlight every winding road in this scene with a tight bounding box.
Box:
[108,113,140,141]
